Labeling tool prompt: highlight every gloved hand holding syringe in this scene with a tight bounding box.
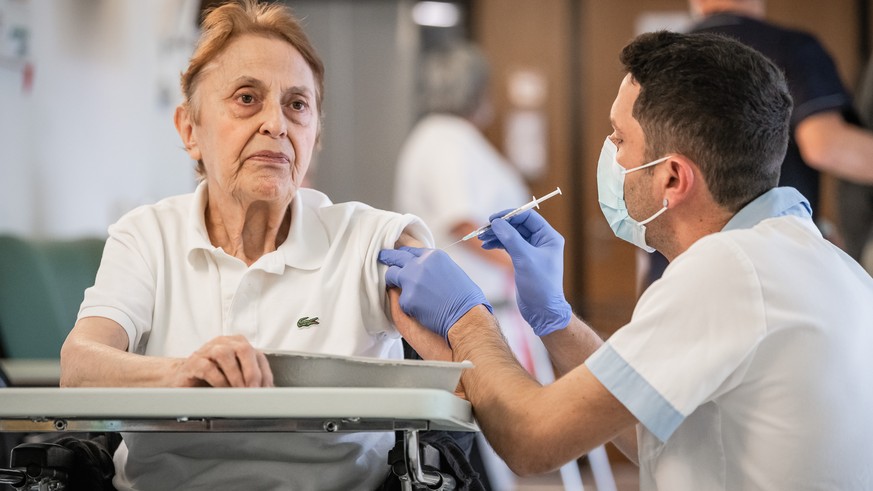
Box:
[445,187,563,248]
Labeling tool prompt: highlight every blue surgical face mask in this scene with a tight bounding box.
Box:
[596,137,669,253]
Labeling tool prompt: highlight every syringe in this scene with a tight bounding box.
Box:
[445,187,562,248]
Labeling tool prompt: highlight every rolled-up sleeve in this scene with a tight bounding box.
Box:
[78,213,157,353]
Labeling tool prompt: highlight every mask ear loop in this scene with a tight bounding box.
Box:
[622,155,671,175]
[639,198,669,226]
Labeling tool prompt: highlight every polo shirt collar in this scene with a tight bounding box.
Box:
[722,187,812,232]
[186,182,327,272]
[276,189,328,272]
[186,181,213,257]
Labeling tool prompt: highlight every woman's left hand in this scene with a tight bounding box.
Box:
[172,335,274,388]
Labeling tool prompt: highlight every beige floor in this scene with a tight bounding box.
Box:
[513,460,639,491]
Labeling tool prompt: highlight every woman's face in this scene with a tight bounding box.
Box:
[177,34,319,205]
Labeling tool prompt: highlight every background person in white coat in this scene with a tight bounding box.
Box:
[393,41,537,489]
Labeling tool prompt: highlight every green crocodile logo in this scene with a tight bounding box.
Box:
[296,316,320,329]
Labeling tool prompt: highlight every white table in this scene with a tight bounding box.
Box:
[0,387,478,488]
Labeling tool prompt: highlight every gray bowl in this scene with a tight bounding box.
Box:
[264,350,473,392]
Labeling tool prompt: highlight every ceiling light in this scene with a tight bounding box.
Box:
[412,1,460,28]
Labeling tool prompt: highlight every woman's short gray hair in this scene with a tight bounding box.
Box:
[421,42,490,117]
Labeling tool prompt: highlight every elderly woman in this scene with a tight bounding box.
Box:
[59,1,431,489]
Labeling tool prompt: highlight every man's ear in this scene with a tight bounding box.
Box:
[662,155,696,208]
[174,104,201,162]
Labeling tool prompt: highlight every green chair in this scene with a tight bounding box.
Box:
[0,236,104,359]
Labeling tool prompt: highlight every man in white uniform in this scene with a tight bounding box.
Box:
[379,31,873,490]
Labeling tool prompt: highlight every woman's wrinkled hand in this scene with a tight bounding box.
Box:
[171,335,274,388]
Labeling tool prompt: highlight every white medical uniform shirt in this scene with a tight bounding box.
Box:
[587,188,873,490]
[78,183,433,491]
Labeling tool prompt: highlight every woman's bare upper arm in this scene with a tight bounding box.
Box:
[394,228,424,248]
[68,316,130,352]
[61,317,138,387]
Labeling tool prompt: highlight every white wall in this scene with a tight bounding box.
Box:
[288,0,418,211]
[0,0,199,239]
[0,0,417,239]
[0,0,36,235]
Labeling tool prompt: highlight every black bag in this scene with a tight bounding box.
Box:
[52,434,118,491]
[378,430,484,491]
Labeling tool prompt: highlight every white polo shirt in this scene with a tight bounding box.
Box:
[586,188,873,490]
[78,183,433,491]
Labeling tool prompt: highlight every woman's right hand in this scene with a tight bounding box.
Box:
[172,335,274,388]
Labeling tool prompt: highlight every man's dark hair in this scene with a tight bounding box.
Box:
[620,30,792,211]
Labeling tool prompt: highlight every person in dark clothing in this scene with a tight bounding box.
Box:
[641,0,873,291]
[840,51,873,268]
[689,0,873,209]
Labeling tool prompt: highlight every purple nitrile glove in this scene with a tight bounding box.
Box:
[378,246,492,340]
[478,209,571,336]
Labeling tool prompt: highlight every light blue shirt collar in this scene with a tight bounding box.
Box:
[723,187,812,232]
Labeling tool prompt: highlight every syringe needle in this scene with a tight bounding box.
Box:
[444,238,464,249]
[441,187,563,249]
[445,227,484,248]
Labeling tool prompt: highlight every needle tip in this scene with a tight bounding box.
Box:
[443,239,462,249]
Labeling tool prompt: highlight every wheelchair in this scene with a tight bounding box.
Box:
[0,435,115,491]
[0,430,482,491]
